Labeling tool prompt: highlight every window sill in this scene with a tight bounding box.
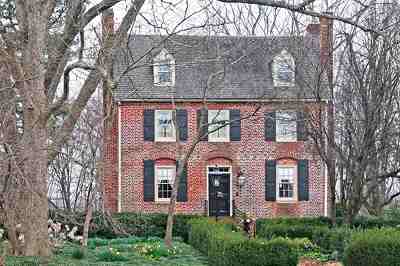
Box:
[208,139,230,143]
[276,139,297,143]
[154,139,176,143]
[276,199,297,204]
[154,82,174,87]
[155,200,171,204]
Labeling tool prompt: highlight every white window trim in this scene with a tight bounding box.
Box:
[276,164,297,202]
[155,165,176,202]
[154,110,176,142]
[273,50,295,87]
[153,49,175,87]
[276,111,297,143]
[208,110,230,142]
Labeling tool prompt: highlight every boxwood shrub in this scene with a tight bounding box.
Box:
[49,210,199,241]
[311,226,353,260]
[343,228,400,266]
[189,218,300,266]
[256,217,331,240]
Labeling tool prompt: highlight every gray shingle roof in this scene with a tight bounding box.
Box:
[113,34,327,101]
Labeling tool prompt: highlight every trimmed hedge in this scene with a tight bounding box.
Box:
[311,226,353,260]
[189,218,300,266]
[343,228,400,266]
[49,211,199,242]
[256,217,331,240]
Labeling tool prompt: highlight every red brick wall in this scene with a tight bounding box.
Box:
[103,101,330,218]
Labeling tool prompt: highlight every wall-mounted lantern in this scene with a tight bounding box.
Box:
[237,171,246,190]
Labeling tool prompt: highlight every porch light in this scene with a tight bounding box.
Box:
[238,171,246,189]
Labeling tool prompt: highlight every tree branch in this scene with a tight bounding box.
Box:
[216,0,380,33]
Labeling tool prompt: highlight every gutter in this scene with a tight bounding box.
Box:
[117,98,330,103]
[117,102,122,213]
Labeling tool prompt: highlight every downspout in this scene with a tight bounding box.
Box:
[324,104,329,217]
[117,102,122,212]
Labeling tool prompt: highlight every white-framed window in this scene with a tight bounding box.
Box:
[277,165,296,201]
[153,49,175,86]
[155,166,175,202]
[273,50,295,87]
[276,111,297,142]
[208,110,230,142]
[155,110,175,142]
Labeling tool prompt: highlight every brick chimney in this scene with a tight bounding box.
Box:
[319,15,333,87]
[102,9,114,42]
[305,15,333,87]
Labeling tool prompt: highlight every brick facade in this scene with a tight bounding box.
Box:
[103,101,329,218]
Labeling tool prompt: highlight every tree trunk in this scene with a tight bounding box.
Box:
[164,161,184,248]
[20,122,50,256]
[82,200,93,247]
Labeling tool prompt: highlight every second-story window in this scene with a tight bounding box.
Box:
[155,110,175,142]
[208,110,229,142]
[276,111,297,142]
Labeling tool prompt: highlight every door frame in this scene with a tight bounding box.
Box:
[206,165,232,216]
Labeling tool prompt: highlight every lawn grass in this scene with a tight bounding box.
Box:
[1,237,208,266]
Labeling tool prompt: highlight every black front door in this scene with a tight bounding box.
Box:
[208,167,231,216]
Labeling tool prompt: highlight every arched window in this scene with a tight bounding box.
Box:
[153,48,175,86]
[272,50,295,87]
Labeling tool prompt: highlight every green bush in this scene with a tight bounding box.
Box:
[343,228,400,266]
[256,217,332,240]
[133,241,179,260]
[350,215,400,229]
[257,217,332,227]
[98,212,198,241]
[311,226,353,260]
[96,247,129,262]
[71,247,85,260]
[49,210,199,241]
[257,221,329,240]
[189,218,299,266]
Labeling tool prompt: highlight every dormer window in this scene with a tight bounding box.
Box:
[273,50,295,87]
[153,49,175,86]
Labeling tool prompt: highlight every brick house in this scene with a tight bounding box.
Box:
[103,14,333,218]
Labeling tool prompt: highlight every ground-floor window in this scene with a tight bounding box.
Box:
[155,166,175,201]
[277,165,296,201]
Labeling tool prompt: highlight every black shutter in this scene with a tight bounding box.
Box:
[265,160,277,201]
[143,160,155,202]
[176,109,188,141]
[297,111,307,141]
[298,159,309,201]
[197,108,208,141]
[265,112,276,141]
[176,161,188,202]
[229,109,241,141]
[143,110,155,141]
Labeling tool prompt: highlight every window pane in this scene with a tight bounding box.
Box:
[208,110,229,140]
[159,64,171,82]
[157,167,175,200]
[156,111,175,139]
[278,63,293,82]
[277,166,295,199]
[276,112,296,141]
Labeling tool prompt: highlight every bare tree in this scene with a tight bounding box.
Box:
[0,0,146,256]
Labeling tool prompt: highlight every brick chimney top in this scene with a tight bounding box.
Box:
[306,23,320,35]
[102,8,114,39]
